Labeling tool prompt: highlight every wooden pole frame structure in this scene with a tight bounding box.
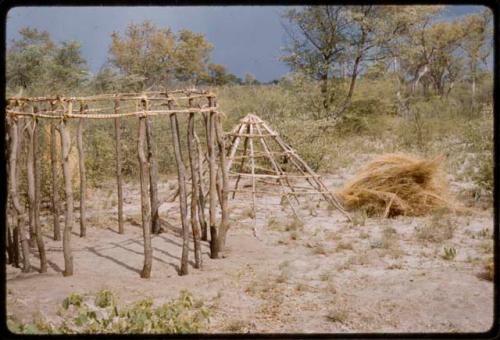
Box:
[225,113,352,225]
[5,89,230,278]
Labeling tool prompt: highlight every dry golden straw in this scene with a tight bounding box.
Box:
[337,153,456,217]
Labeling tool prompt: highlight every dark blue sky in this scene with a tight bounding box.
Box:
[6,5,486,82]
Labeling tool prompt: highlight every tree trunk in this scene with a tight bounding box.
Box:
[50,104,61,241]
[187,108,202,269]
[320,72,330,112]
[114,100,124,234]
[9,118,31,272]
[59,105,74,277]
[170,109,190,275]
[33,113,47,272]
[144,99,160,234]
[138,116,152,278]
[77,104,87,237]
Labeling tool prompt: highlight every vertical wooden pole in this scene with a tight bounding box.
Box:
[60,101,74,276]
[214,113,230,251]
[9,117,31,272]
[5,114,15,265]
[193,133,208,241]
[114,100,124,234]
[77,102,87,237]
[207,96,219,259]
[169,100,190,275]
[187,99,202,269]
[232,128,250,199]
[26,117,36,248]
[144,99,160,234]
[33,107,47,272]
[50,102,61,241]
[248,124,257,220]
[138,113,152,278]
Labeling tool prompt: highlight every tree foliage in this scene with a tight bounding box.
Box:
[7,27,88,95]
[109,20,213,90]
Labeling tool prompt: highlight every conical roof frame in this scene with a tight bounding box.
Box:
[226,113,351,222]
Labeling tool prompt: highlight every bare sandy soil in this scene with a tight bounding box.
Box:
[6,174,494,333]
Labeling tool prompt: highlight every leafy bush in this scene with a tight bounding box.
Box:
[9,290,210,334]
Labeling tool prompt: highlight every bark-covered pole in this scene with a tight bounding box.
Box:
[187,98,202,269]
[8,116,31,272]
[138,107,153,278]
[33,107,47,272]
[206,96,219,259]
[144,99,160,234]
[214,111,230,252]
[5,114,16,265]
[114,99,124,234]
[169,99,190,275]
[77,102,87,237]
[60,100,75,276]
[50,102,61,241]
[193,133,208,241]
[26,116,36,248]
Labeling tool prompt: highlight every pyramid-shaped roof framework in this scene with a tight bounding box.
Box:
[225,113,351,221]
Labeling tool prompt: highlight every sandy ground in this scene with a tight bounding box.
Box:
[6,174,494,333]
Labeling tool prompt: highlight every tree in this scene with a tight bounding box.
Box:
[49,40,88,93]
[109,20,213,89]
[461,9,493,110]
[206,63,229,85]
[91,66,123,93]
[424,21,465,97]
[6,28,55,94]
[7,27,88,95]
[174,30,213,84]
[282,6,349,112]
[281,6,425,118]
[109,20,176,90]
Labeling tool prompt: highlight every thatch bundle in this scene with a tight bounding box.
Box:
[338,154,455,217]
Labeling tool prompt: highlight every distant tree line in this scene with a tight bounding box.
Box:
[6,20,250,96]
[7,6,493,118]
[281,5,493,116]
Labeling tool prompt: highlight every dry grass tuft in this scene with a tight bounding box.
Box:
[338,153,456,217]
[476,257,494,281]
[415,213,456,243]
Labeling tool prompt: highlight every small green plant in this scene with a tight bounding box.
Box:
[62,293,84,310]
[442,246,457,261]
[476,228,492,239]
[94,290,116,308]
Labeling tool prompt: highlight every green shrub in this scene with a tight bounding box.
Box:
[10,290,210,334]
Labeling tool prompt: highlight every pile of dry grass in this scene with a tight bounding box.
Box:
[338,153,455,217]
